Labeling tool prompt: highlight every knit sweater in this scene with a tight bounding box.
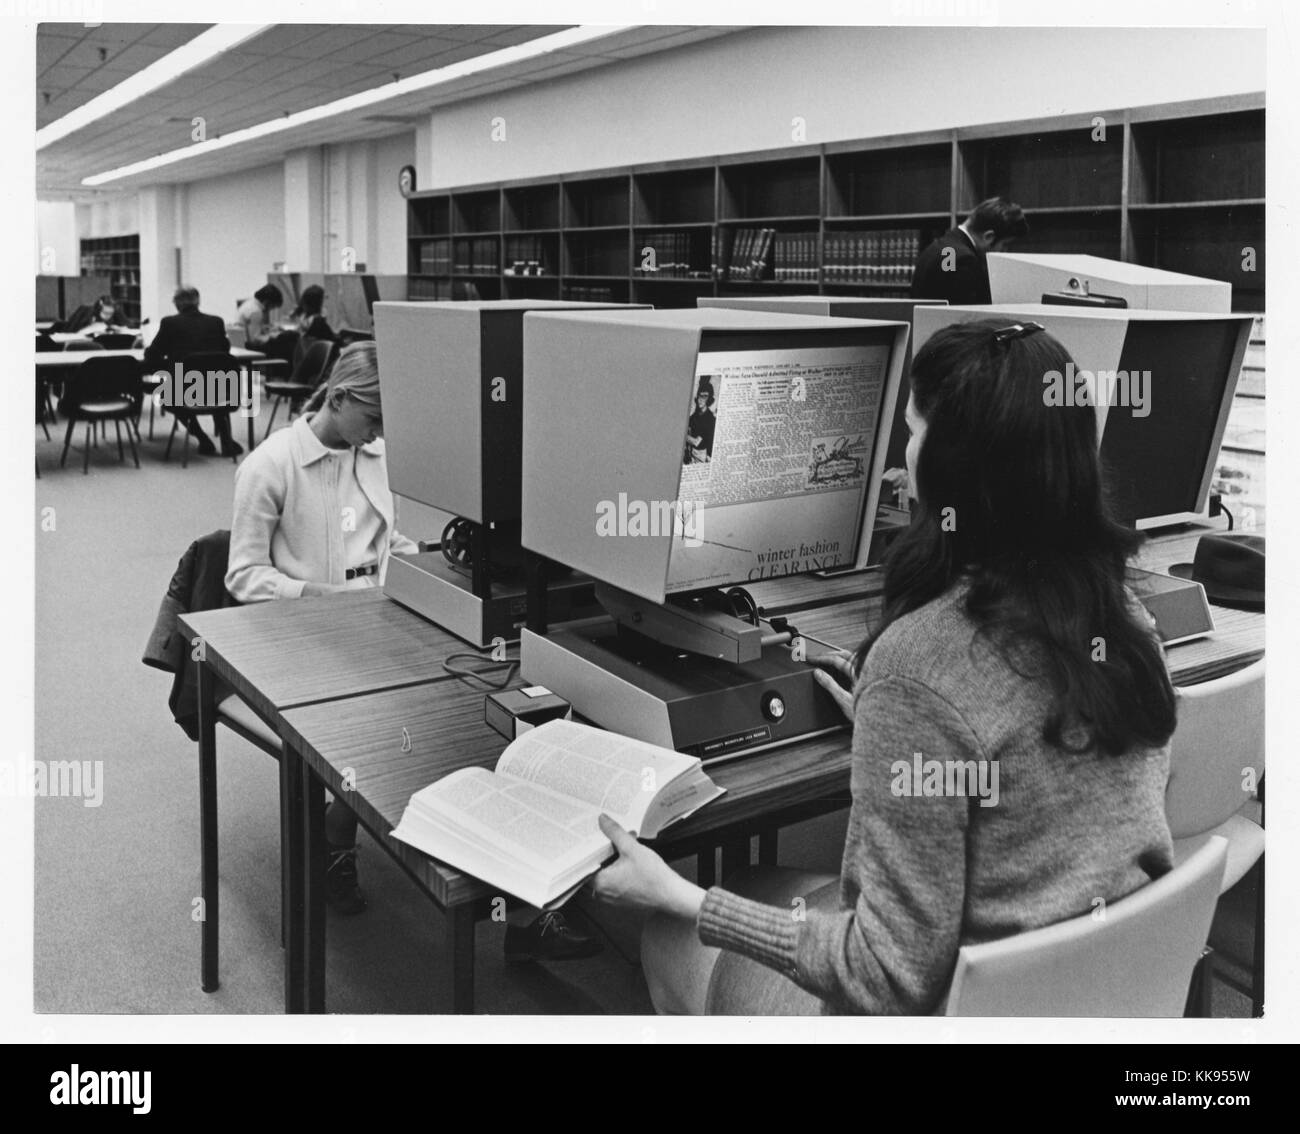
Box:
[697,581,1174,1014]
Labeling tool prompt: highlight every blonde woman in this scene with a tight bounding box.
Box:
[227,340,418,911]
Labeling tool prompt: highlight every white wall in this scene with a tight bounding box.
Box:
[324,132,413,274]
[177,162,285,323]
[423,25,1264,187]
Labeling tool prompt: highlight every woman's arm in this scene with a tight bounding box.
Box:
[695,675,976,1013]
[226,456,341,601]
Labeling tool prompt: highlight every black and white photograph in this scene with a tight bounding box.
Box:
[5,0,1298,1073]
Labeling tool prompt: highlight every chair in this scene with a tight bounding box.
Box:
[163,352,250,468]
[1166,660,1265,1015]
[942,836,1227,1016]
[263,339,333,440]
[58,356,143,474]
[36,334,62,428]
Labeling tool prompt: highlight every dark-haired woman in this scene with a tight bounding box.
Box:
[590,319,1178,1014]
[238,283,298,364]
[66,294,127,335]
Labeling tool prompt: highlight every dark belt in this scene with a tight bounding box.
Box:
[345,563,378,580]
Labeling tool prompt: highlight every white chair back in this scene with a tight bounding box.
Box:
[1166,660,1264,839]
[943,836,1227,1016]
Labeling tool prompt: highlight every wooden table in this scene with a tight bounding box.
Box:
[181,523,1265,1014]
[178,589,467,1011]
[279,679,852,1012]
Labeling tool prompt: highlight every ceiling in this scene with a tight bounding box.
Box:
[36,24,738,200]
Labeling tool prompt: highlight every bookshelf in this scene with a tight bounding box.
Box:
[78,234,141,322]
[404,93,1263,312]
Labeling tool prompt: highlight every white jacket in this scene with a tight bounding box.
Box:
[226,414,418,602]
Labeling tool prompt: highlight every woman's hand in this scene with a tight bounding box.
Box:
[810,649,857,722]
[590,814,705,919]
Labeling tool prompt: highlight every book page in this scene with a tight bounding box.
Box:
[495,719,698,832]
[419,767,606,871]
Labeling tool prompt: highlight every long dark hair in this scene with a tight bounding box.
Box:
[856,320,1176,757]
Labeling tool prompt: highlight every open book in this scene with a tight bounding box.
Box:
[390,719,725,909]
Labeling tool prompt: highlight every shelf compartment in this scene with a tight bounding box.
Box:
[827,143,951,218]
[1006,208,1122,260]
[633,167,716,226]
[1130,109,1263,206]
[564,230,630,278]
[564,176,630,229]
[633,227,715,281]
[408,195,451,238]
[504,183,561,232]
[453,189,501,234]
[503,232,559,278]
[1128,202,1264,312]
[960,127,1124,210]
[719,155,820,221]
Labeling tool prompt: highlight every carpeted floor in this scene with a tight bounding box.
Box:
[32,409,1259,1019]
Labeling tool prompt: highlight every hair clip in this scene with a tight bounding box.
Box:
[992,321,1046,343]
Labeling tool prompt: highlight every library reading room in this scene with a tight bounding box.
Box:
[22,11,1283,1044]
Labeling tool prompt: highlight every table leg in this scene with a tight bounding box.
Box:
[758,826,779,866]
[280,740,305,1013]
[302,761,327,1013]
[721,837,750,883]
[197,657,219,993]
[697,847,716,888]
[434,903,477,1014]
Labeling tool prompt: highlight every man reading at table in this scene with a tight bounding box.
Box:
[144,285,243,457]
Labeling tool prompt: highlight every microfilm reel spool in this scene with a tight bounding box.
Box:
[441,516,476,571]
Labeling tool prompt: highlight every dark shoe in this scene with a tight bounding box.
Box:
[221,440,244,457]
[504,910,603,963]
[325,845,367,915]
[196,437,217,456]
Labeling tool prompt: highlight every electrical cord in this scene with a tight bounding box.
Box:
[442,652,520,690]
[1220,502,1235,531]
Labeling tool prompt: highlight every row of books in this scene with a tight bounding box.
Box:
[453,238,500,276]
[563,285,618,302]
[824,230,923,285]
[408,277,453,301]
[773,233,819,282]
[723,227,777,280]
[417,238,452,275]
[504,236,555,276]
[633,230,710,278]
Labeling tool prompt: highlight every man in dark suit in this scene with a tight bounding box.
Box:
[911,197,1028,306]
[144,285,242,456]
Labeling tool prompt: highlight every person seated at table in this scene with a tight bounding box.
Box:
[143,285,243,457]
[291,285,339,345]
[66,294,129,335]
[238,284,298,365]
[589,318,1178,1014]
[225,341,418,913]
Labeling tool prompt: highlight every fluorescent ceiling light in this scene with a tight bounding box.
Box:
[82,25,632,187]
[38,24,272,150]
